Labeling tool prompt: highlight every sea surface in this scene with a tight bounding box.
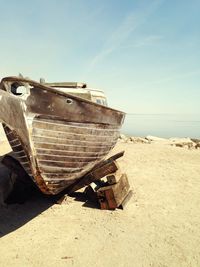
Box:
[122,114,200,138]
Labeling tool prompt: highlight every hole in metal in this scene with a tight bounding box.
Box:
[66,98,73,104]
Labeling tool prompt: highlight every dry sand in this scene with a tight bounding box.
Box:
[0,140,200,267]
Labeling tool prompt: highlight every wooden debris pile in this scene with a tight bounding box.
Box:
[67,151,133,210]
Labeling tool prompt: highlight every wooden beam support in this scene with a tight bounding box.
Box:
[97,173,130,210]
[106,167,121,185]
[67,151,124,194]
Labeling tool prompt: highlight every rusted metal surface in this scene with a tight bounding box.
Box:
[0,76,125,195]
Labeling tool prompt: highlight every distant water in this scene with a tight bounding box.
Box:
[122,114,200,138]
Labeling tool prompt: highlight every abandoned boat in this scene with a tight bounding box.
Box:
[0,76,125,195]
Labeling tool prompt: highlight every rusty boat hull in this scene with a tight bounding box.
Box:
[0,77,125,195]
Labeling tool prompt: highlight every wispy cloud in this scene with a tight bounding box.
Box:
[151,68,200,84]
[123,34,163,48]
[88,0,164,71]
[136,68,200,88]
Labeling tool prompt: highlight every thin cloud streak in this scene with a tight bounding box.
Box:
[137,69,200,87]
[88,0,164,71]
[123,35,164,48]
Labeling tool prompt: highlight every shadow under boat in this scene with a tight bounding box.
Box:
[0,153,99,238]
[0,153,53,237]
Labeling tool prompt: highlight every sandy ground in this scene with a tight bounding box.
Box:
[0,140,200,267]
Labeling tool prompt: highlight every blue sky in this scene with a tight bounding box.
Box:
[0,0,199,114]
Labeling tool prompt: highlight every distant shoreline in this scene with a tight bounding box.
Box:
[122,113,200,139]
[119,134,200,149]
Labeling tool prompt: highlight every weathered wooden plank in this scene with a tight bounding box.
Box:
[38,159,92,168]
[37,154,101,162]
[44,176,77,182]
[33,118,118,129]
[67,152,124,193]
[35,148,108,158]
[33,119,119,136]
[32,136,117,147]
[12,150,27,157]
[97,173,130,209]
[39,164,83,173]
[106,167,122,185]
[90,161,118,180]
[33,128,119,142]
[35,150,108,160]
[92,151,124,170]
[34,142,113,153]
[67,161,118,193]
